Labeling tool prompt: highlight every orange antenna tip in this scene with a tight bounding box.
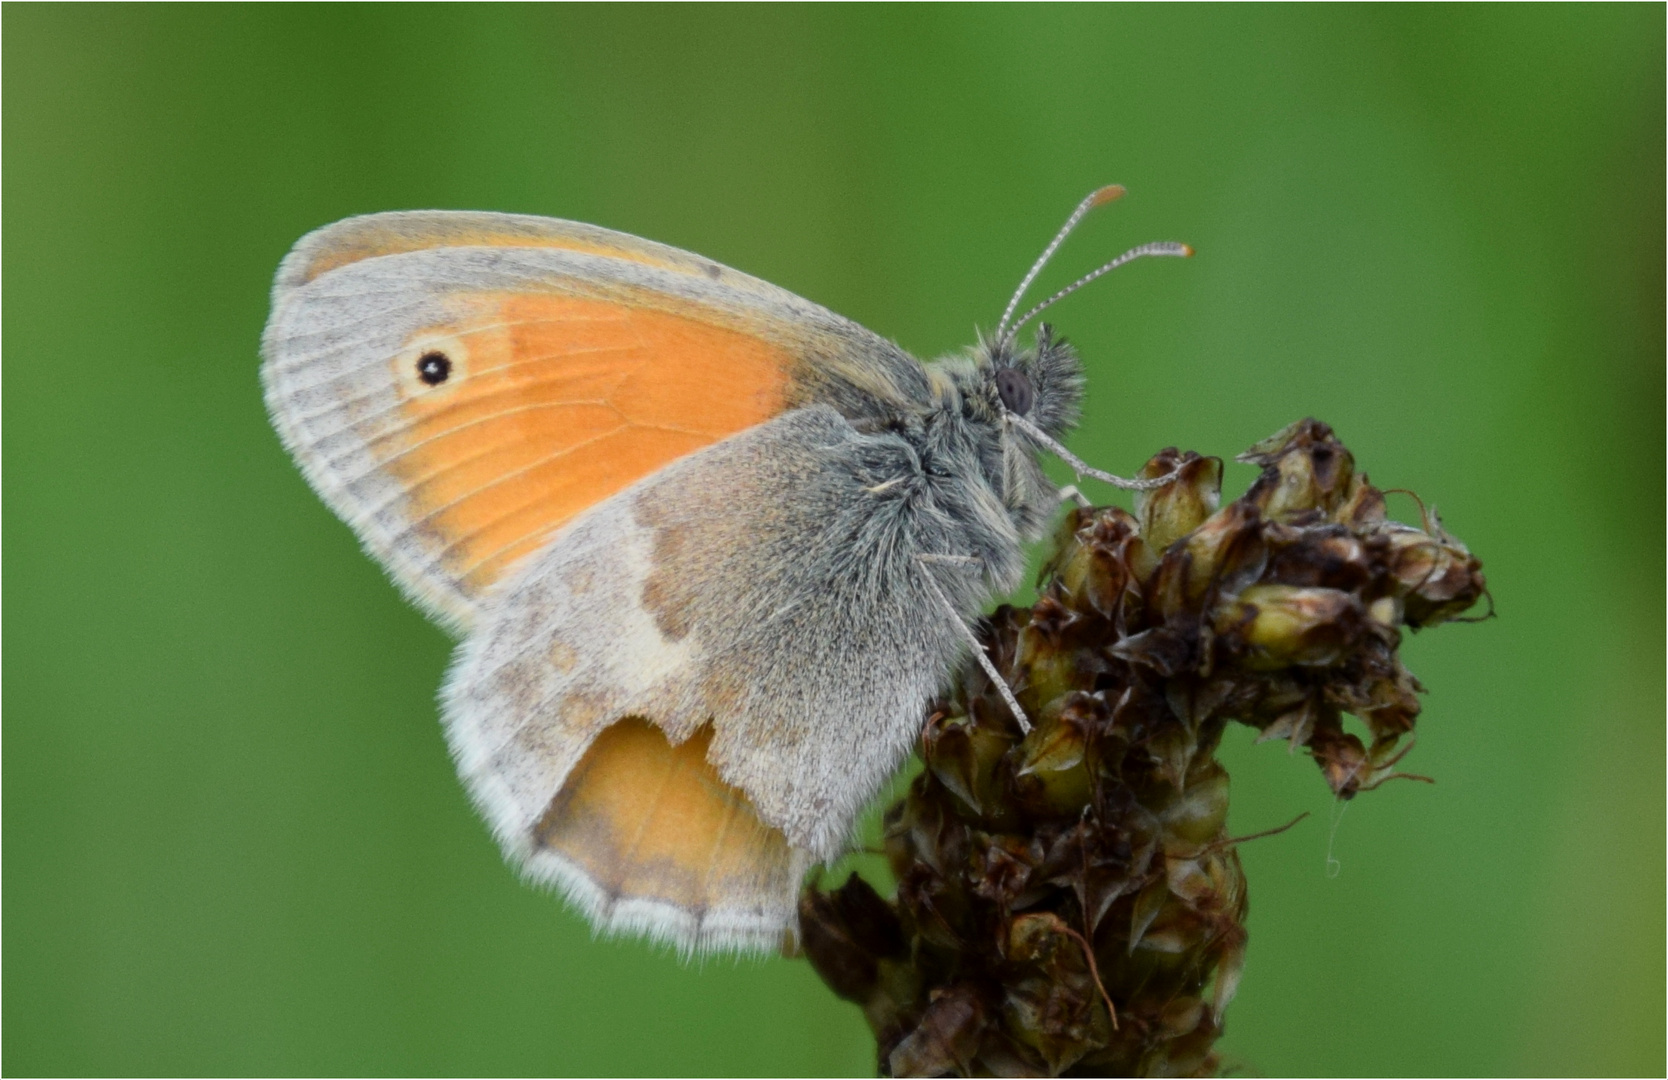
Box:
[1090,184,1127,207]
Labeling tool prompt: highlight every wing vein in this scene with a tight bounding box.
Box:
[325,414,727,550]
[394,425,631,539]
[267,306,637,380]
[429,421,739,584]
[611,731,687,913]
[280,341,645,421]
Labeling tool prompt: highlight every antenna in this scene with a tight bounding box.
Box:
[1005,241,1192,341]
[994,186,1192,349]
[995,185,1125,342]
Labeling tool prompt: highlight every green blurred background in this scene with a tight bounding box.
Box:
[6,5,1662,1076]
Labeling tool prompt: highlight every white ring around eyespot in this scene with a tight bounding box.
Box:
[394,332,471,397]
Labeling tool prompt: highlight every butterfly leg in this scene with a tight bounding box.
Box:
[916,555,1032,734]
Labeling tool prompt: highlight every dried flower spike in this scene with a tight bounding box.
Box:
[801,419,1487,1077]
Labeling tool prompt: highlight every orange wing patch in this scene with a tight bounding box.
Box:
[535,718,798,917]
[381,293,789,594]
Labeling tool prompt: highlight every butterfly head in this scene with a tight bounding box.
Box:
[920,328,1083,547]
[980,323,1084,439]
[975,184,1191,437]
[954,186,1191,536]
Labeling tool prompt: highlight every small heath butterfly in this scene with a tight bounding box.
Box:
[262,188,1189,954]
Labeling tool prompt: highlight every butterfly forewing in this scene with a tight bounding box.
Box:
[261,212,920,631]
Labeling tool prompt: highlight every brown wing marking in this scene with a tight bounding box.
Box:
[533,718,797,916]
[379,293,790,595]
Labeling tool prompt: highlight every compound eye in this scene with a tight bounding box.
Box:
[994,368,1034,415]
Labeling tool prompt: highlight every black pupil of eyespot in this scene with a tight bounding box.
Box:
[417,351,451,385]
[995,369,1033,415]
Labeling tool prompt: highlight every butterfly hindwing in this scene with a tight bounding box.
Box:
[442,406,971,952]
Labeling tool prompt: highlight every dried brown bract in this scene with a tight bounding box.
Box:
[801,419,1487,1077]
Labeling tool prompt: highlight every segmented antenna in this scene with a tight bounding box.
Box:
[1005,241,1192,341]
[995,186,1192,349]
[995,185,1125,342]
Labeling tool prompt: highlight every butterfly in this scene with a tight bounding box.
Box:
[261,186,1189,954]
